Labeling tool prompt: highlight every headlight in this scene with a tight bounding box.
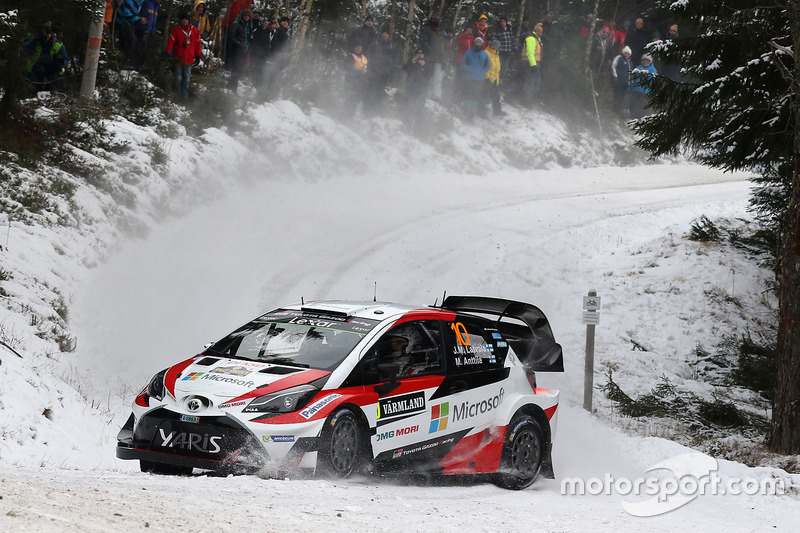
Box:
[146,368,168,401]
[243,384,318,414]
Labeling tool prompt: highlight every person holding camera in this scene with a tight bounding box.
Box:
[165,12,202,99]
[402,48,431,132]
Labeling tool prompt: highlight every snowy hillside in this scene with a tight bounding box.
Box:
[1,85,798,531]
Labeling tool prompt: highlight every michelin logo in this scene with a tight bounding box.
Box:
[299,394,342,419]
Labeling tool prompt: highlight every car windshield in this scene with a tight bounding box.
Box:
[204,309,379,371]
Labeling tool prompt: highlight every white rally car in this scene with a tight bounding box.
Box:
[117,296,563,489]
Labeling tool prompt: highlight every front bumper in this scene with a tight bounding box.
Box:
[116,409,322,473]
[116,409,269,473]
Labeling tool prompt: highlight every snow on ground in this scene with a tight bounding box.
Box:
[1,93,797,531]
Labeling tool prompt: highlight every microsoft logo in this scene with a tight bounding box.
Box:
[181,372,204,381]
[429,402,449,433]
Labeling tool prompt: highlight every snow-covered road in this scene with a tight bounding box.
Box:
[3,164,798,532]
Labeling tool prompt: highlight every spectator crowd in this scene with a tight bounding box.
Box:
[23,2,680,124]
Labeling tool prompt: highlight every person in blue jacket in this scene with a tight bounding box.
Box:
[610,46,632,117]
[460,36,490,120]
[628,53,657,119]
[113,0,144,65]
[24,26,69,92]
[133,0,159,70]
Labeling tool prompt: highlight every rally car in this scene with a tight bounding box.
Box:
[116,295,564,489]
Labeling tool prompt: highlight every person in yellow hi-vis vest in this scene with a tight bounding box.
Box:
[345,43,369,107]
[521,22,543,105]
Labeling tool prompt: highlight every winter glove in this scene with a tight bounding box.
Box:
[193,56,201,66]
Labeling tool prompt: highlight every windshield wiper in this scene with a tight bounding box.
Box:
[261,357,310,368]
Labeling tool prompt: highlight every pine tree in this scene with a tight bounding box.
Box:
[632,0,800,453]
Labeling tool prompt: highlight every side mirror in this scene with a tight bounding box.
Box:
[374,364,401,396]
[377,363,400,382]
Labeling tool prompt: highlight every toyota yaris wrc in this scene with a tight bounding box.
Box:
[117,296,564,489]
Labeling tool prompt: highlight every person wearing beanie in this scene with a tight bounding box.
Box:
[489,15,517,85]
[661,23,681,80]
[473,14,489,49]
[610,45,633,117]
[628,52,657,119]
[460,36,490,119]
[226,8,252,91]
[667,24,679,40]
[347,14,377,56]
[364,25,396,111]
[623,17,649,66]
[165,12,201,98]
[402,47,432,132]
[521,20,543,105]
[23,24,70,92]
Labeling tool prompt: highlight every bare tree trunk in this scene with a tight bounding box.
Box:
[294,0,314,51]
[768,0,800,455]
[390,0,397,35]
[584,0,600,70]
[403,0,418,64]
[360,0,368,21]
[437,0,445,19]
[516,0,527,39]
[160,0,176,50]
[452,0,463,30]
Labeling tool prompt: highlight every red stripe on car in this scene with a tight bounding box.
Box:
[439,426,505,474]
[224,368,331,404]
[392,309,457,327]
[165,357,199,399]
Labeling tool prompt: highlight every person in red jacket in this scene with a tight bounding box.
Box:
[473,14,489,49]
[166,13,202,99]
[456,27,474,64]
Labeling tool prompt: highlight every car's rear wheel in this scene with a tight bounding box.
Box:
[318,408,368,478]
[493,414,544,490]
[139,460,193,476]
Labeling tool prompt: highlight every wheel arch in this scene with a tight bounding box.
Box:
[321,402,374,456]
[510,403,554,479]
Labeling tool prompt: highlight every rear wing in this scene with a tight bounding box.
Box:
[440,296,564,372]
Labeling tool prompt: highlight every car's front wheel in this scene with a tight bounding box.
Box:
[317,408,368,478]
[493,413,544,490]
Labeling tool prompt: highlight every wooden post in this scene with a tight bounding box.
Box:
[583,290,600,413]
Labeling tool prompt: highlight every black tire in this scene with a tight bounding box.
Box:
[317,408,368,478]
[139,460,192,476]
[493,414,544,490]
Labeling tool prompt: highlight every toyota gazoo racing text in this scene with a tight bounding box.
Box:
[117,296,564,489]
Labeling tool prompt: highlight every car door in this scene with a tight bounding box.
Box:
[362,319,449,464]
